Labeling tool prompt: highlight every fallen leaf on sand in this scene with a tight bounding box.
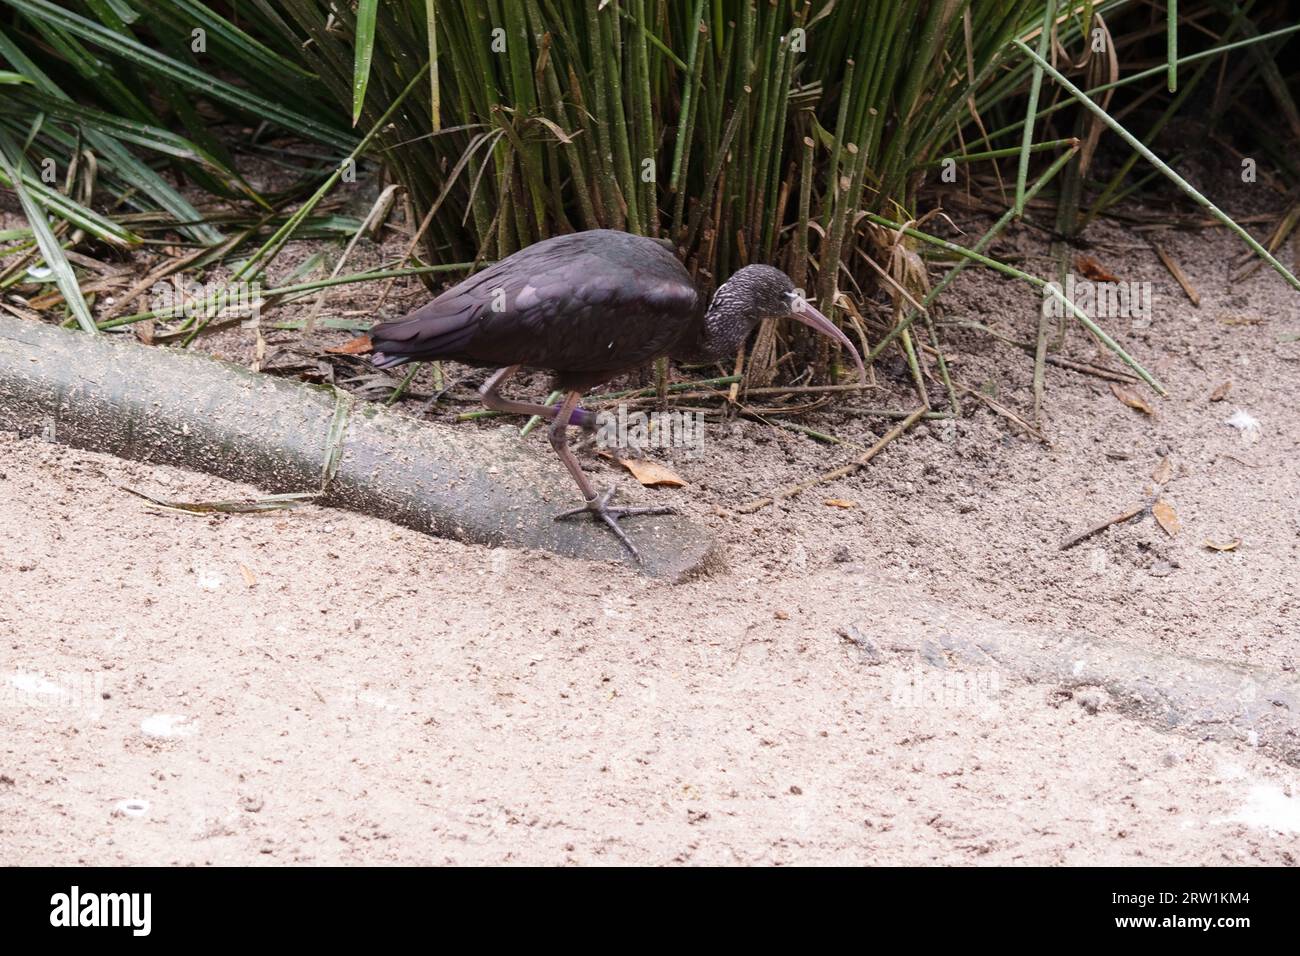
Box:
[1152,456,1173,484]
[122,487,316,514]
[1204,538,1241,552]
[328,334,373,355]
[1110,383,1155,415]
[1208,380,1232,402]
[614,458,686,487]
[1152,500,1181,537]
[1076,254,1120,282]
[824,498,857,509]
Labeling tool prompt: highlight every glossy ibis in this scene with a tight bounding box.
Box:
[369,229,865,559]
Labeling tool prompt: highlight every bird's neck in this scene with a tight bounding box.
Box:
[674,283,750,363]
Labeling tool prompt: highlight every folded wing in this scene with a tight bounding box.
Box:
[369,234,698,376]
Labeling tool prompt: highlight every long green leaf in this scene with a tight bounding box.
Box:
[0,128,97,333]
[0,164,141,246]
[0,0,353,150]
[351,0,378,126]
[0,23,224,244]
[1015,0,1056,216]
[12,87,225,168]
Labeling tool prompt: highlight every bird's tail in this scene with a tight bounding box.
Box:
[366,300,479,369]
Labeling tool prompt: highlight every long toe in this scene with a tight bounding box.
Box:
[606,505,675,517]
[549,487,672,561]
[553,504,593,521]
[597,510,643,562]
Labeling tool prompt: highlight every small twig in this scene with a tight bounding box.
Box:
[941,320,1141,384]
[740,409,845,445]
[739,398,830,416]
[1231,202,1300,283]
[728,342,745,406]
[741,382,880,396]
[1150,240,1200,306]
[1059,502,1147,550]
[952,380,1050,445]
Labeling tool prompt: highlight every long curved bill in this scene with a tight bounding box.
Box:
[788,292,867,384]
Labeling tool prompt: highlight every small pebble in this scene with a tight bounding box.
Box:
[1076,690,1103,715]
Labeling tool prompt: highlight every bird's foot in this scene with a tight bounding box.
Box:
[553,485,675,561]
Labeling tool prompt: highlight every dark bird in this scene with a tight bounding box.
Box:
[368,229,864,559]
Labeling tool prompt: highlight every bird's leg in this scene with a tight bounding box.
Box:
[548,390,674,561]
[479,365,597,430]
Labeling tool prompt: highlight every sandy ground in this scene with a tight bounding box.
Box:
[3,197,1300,865]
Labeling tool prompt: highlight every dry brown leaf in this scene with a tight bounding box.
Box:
[1152,500,1181,537]
[239,563,257,588]
[1203,538,1241,552]
[1110,383,1155,415]
[1076,254,1120,282]
[1152,456,1173,484]
[328,334,373,355]
[1208,381,1232,402]
[615,458,686,487]
[823,498,857,509]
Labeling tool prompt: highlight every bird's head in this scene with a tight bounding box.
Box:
[708,264,866,383]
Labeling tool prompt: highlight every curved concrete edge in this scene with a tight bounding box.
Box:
[842,607,1300,768]
[0,315,719,580]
